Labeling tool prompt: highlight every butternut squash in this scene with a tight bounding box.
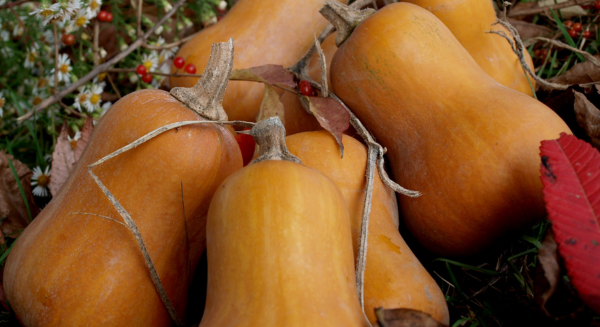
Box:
[401,0,536,96]
[326,2,571,256]
[4,91,242,324]
[286,131,449,325]
[170,0,348,122]
[200,118,369,327]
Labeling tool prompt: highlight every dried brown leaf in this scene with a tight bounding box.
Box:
[256,84,285,123]
[548,55,600,86]
[73,116,94,161]
[507,18,553,39]
[230,64,296,88]
[304,96,350,157]
[0,152,40,238]
[49,124,76,197]
[534,229,561,317]
[574,91,600,149]
[374,308,448,327]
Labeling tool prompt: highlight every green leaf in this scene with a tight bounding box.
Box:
[434,258,502,276]
[6,157,32,222]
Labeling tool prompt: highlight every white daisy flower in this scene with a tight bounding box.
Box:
[159,47,177,64]
[73,86,88,112]
[83,83,103,112]
[0,91,5,117]
[39,29,54,45]
[51,54,72,83]
[24,48,37,69]
[34,76,51,94]
[44,154,52,162]
[88,0,102,15]
[141,52,159,72]
[31,166,51,197]
[57,0,81,20]
[30,3,61,26]
[67,131,81,149]
[30,88,47,107]
[1,30,9,42]
[100,101,111,116]
[70,8,92,30]
[13,20,25,37]
[218,0,227,11]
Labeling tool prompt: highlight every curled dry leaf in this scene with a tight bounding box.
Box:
[374,307,448,327]
[256,84,285,122]
[507,18,553,39]
[229,64,296,88]
[548,55,600,86]
[0,152,40,238]
[73,116,95,161]
[574,91,600,149]
[303,96,350,157]
[534,229,587,319]
[49,124,76,197]
[540,133,600,315]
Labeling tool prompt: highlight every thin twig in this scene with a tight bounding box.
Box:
[508,0,596,17]
[17,0,188,122]
[52,22,59,96]
[523,37,600,66]
[106,73,122,99]
[0,0,28,10]
[137,0,143,39]
[93,20,100,66]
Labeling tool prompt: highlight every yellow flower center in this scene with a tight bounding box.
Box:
[90,94,100,105]
[0,98,5,108]
[32,96,43,105]
[97,73,106,81]
[144,61,153,70]
[38,78,48,88]
[37,174,49,188]
[90,0,99,10]
[28,53,36,62]
[76,16,86,27]
[159,56,164,64]
[59,63,70,74]
[70,140,77,150]
[78,94,87,103]
[40,8,54,18]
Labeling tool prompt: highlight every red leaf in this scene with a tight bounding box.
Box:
[229,64,296,88]
[49,124,76,197]
[304,96,350,157]
[73,116,94,161]
[540,133,600,314]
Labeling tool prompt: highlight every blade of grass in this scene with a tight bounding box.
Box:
[7,90,44,166]
[6,157,32,222]
[446,262,466,297]
[452,318,472,327]
[521,235,542,249]
[550,9,585,62]
[547,50,558,79]
[0,237,19,265]
[434,258,502,276]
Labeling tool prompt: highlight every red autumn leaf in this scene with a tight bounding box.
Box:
[540,133,600,314]
[73,116,95,161]
[49,124,76,197]
[304,96,350,157]
[229,64,296,88]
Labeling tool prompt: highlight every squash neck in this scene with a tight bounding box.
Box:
[249,117,301,164]
[320,1,375,47]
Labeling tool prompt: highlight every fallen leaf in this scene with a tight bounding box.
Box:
[548,55,600,86]
[74,116,95,161]
[304,96,350,157]
[374,308,448,327]
[507,18,554,39]
[538,0,587,18]
[574,91,600,149]
[256,84,285,123]
[540,133,600,315]
[0,151,40,238]
[230,64,296,88]
[49,124,76,197]
[534,229,587,319]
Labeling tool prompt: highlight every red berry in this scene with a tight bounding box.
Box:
[534,49,541,57]
[573,22,582,32]
[235,131,256,166]
[141,73,153,83]
[584,30,591,38]
[61,34,75,46]
[568,29,578,37]
[595,0,600,9]
[184,63,196,74]
[97,10,108,22]
[540,48,549,58]
[105,12,113,23]
[564,20,573,28]
[299,80,317,96]
[173,57,185,69]
[136,64,147,75]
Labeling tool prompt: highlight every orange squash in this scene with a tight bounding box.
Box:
[281,33,338,135]
[286,131,449,325]
[171,0,348,122]
[327,3,571,256]
[401,0,536,96]
[200,118,369,327]
[4,89,242,326]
